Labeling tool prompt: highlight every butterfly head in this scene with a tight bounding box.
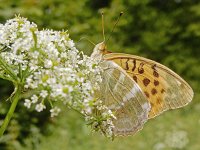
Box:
[91,42,108,60]
[95,42,107,52]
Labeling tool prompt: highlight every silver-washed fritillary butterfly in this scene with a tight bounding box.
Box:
[90,13,194,136]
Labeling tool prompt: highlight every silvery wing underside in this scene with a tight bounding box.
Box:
[97,60,151,136]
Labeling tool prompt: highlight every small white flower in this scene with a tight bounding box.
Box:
[24,99,31,108]
[31,51,40,59]
[68,40,75,48]
[35,103,46,112]
[108,110,117,120]
[31,95,38,103]
[40,90,48,98]
[50,106,61,117]
[44,59,53,68]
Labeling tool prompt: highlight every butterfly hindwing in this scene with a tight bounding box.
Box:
[98,60,151,135]
[103,53,194,118]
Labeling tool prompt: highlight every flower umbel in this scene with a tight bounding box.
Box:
[0,16,115,138]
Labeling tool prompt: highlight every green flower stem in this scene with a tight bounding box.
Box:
[0,85,22,137]
[0,55,18,81]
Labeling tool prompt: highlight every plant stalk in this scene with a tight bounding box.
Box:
[0,85,22,137]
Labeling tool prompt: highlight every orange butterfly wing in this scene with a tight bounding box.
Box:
[103,53,194,118]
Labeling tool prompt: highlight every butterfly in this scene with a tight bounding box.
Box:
[91,41,194,136]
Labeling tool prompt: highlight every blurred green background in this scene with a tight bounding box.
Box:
[0,0,200,150]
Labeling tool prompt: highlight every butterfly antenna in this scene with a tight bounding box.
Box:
[77,37,96,46]
[105,12,123,45]
[101,11,106,42]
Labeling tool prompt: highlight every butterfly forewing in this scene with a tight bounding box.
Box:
[103,53,194,118]
[98,60,151,135]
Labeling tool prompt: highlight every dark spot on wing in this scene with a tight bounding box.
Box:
[152,64,159,78]
[125,59,129,70]
[154,80,159,86]
[143,78,150,86]
[138,63,144,74]
[161,89,165,93]
[152,64,156,70]
[144,91,150,98]
[153,71,159,78]
[132,59,136,71]
[133,75,137,83]
[151,88,157,95]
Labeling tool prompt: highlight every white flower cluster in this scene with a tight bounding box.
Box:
[0,16,115,138]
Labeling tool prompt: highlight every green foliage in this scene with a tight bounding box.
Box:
[0,0,199,149]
